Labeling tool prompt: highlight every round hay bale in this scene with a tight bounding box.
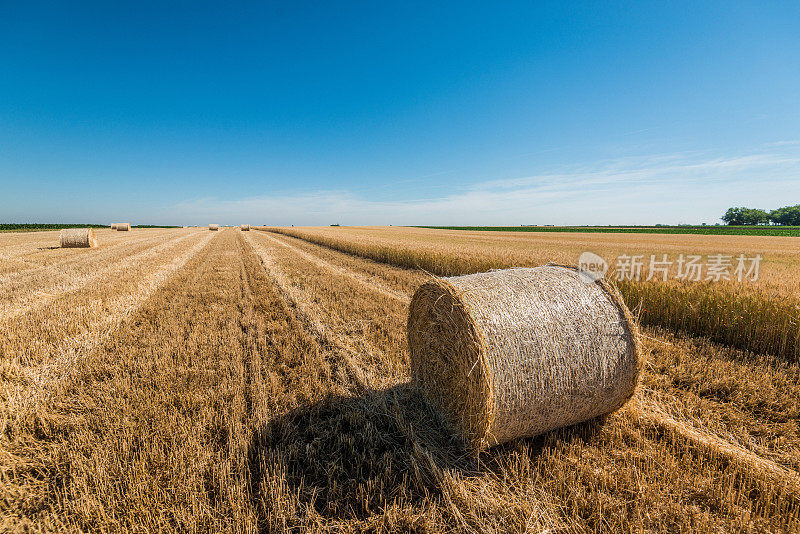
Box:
[240,224,250,231]
[116,223,130,231]
[209,224,219,231]
[60,228,98,248]
[408,265,640,450]
[110,223,118,230]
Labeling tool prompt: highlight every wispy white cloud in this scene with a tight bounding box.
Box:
[164,147,800,226]
[764,140,800,147]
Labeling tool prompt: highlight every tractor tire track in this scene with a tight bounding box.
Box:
[243,231,372,393]
[256,231,411,304]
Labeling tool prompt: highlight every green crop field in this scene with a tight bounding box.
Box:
[0,223,180,232]
[0,223,108,233]
[415,225,800,236]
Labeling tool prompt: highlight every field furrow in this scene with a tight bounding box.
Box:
[0,229,203,321]
[0,229,173,282]
[245,231,409,388]
[0,230,215,424]
[256,231,411,304]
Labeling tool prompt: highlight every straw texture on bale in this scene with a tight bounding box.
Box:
[116,223,130,231]
[110,223,118,230]
[240,224,250,231]
[60,228,99,248]
[209,224,219,231]
[408,265,640,450]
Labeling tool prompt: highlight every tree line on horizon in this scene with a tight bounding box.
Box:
[722,205,800,226]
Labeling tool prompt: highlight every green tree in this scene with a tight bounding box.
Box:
[742,208,769,225]
[722,207,769,225]
[770,205,800,226]
[722,207,745,225]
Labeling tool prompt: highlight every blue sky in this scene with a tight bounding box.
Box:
[1,1,799,225]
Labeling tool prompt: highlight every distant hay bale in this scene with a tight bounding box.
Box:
[60,228,99,248]
[408,265,640,450]
[116,223,130,231]
[240,224,250,231]
[209,224,219,231]
[110,223,118,230]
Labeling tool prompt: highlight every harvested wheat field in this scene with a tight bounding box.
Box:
[1,225,799,533]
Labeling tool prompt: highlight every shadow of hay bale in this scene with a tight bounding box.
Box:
[247,383,607,522]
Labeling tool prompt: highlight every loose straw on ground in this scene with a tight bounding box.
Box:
[626,395,800,494]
